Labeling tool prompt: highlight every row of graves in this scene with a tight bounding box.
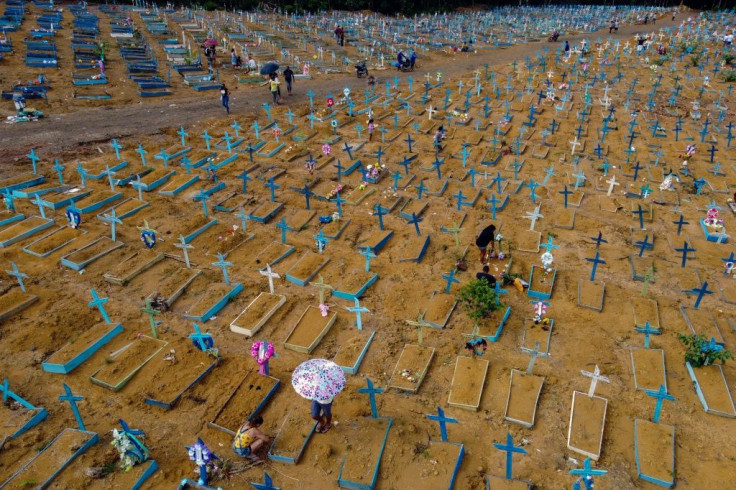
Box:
[1,10,735,490]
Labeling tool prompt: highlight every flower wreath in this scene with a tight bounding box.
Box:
[251,341,275,366]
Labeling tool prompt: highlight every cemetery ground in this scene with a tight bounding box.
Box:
[1,5,736,490]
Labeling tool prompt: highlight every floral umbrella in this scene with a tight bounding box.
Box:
[291,359,345,402]
[203,38,218,47]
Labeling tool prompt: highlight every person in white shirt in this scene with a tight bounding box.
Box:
[248,56,257,71]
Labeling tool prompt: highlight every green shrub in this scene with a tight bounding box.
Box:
[678,333,732,367]
[457,278,503,323]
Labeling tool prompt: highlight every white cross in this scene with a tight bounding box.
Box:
[259,263,280,294]
[606,175,620,196]
[428,105,437,121]
[569,137,581,155]
[581,365,610,398]
[525,205,543,231]
[425,72,432,84]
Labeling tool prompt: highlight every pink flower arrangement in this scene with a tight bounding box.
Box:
[250,341,275,365]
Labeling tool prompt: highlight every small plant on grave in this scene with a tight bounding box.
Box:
[104,357,114,364]
[721,70,736,83]
[723,53,735,66]
[690,55,701,67]
[678,333,732,368]
[457,279,503,325]
[17,480,37,488]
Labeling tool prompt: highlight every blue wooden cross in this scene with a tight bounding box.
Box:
[570,458,607,490]
[590,232,607,249]
[6,262,28,292]
[399,155,412,175]
[453,189,470,211]
[675,241,696,268]
[334,192,345,217]
[541,235,559,254]
[708,144,718,163]
[635,322,661,349]
[373,205,388,231]
[646,384,675,423]
[460,146,471,168]
[196,187,210,218]
[376,146,385,165]
[683,281,713,309]
[178,126,188,146]
[342,142,353,160]
[493,432,526,480]
[189,323,214,352]
[110,139,122,160]
[32,194,47,219]
[212,253,233,285]
[231,120,242,137]
[405,133,414,153]
[486,195,500,220]
[415,181,428,201]
[391,170,403,191]
[542,165,555,186]
[559,185,572,208]
[357,378,384,418]
[244,142,255,163]
[433,156,445,179]
[333,159,344,183]
[314,230,330,253]
[157,147,172,169]
[298,184,314,210]
[105,165,117,191]
[635,234,653,257]
[59,383,87,431]
[252,472,280,490]
[175,235,193,269]
[307,89,315,107]
[426,406,458,442]
[265,177,280,202]
[527,178,540,203]
[360,247,377,272]
[201,131,212,150]
[633,204,647,230]
[442,268,459,293]
[408,212,423,236]
[181,156,195,175]
[27,148,40,174]
[347,297,370,330]
[673,215,688,235]
[586,252,605,281]
[276,218,289,244]
[487,172,505,194]
[101,208,123,242]
[89,289,111,324]
[52,158,65,184]
[238,169,251,195]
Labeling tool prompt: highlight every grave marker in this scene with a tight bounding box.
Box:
[426,406,457,442]
[89,289,111,324]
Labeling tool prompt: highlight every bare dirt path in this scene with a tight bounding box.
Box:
[0,12,680,161]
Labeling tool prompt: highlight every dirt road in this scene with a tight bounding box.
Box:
[0,13,680,162]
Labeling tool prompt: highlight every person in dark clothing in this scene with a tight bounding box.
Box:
[220,83,230,115]
[283,66,294,95]
[476,224,496,264]
[476,265,497,288]
[564,41,570,55]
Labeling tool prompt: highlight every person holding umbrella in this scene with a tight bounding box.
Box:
[292,359,346,434]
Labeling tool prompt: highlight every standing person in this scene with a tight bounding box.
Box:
[220,83,230,115]
[475,223,496,264]
[368,118,375,141]
[230,48,238,68]
[564,40,570,55]
[232,416,270,461]
[311,396,333,433]
[268,74,280,104]
[410,50,417,69]
[339,27,345,47]
[283,66,294,95]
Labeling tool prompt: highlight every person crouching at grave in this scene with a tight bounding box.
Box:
[476,223,497,264]
[433,127,444,153]
[232,415,270,462]
[312,396,333,433]
[476,265,497,288]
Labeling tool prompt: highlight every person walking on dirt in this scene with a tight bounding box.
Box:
[220,83,230,115]
[311,396,334,433]
[283,66,294,95]
[268,74,280,104]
